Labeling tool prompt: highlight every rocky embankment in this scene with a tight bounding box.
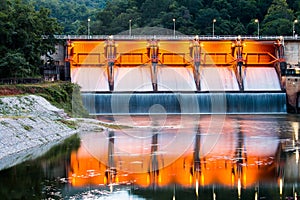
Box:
[0,95,101,170]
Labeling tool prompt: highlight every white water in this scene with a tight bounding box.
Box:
[72,67,109,91]
[114,67,153,91]
[243,67,281,91]
[72,66,281,92]
[200,67,239,91]
[157,67,197,91]
[82,92,286,114]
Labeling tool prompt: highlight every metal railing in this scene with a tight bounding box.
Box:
[52,34,300,41]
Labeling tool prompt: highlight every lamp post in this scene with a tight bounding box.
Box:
[293,19,298,37]
[212,19,216,37]
[88,18,90,38]
[254,19,259,38]
[173,18,176,38]
[129,19,132,36]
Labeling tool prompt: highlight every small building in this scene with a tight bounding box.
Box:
[40,43,70,81]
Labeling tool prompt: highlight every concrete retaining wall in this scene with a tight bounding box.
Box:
[285,42,300,65]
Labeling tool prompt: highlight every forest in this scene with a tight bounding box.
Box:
[0,0,300,78]
[29,0,300,36]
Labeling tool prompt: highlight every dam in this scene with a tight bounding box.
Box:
[2,36,300,199]
[60,35,295,114]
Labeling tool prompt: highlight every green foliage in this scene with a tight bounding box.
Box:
[263,18,293,35]
[0,133,80,199]
[262,0,294,35]
[56,119,78,129]
[35,82,89,118]
[0,82,89,118]
[83,0,299,36]
[0,51,31,78]
[27,0,106,34]
[22,124,33,131]
[2,0,300,39]
[0,0,61,79]
[38,133,80,160]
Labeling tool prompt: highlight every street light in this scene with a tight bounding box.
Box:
[293,19,298,37]
[129,19,132,36]
[212,19,216,37]
[254,19,259,38]
[88,18,91,38]
[173,18,176,38]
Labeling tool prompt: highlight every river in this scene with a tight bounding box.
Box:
[0,114,299,200]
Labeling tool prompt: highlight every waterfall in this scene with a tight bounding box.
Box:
[157,67,197,91]
[72,67,109,91]
[114,67,153,91]
[201,67,239,91]
[82,92,286,115]
[243,67,281,91]
[72,66,281,92]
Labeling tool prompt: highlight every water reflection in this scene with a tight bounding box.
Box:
[0,134,80,199]
[66,115,300,199]
[0,115,300,199]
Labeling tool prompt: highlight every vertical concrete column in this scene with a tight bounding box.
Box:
[231,36,244,91]
[190,36,201,91]
[104,36,117,91]
[147,38,159,91]
[274,37,287,89]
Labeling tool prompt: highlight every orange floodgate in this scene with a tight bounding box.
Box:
[66,38,283,92]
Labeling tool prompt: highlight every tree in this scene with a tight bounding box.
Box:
[27,0,106,34]
[195,8,220,35]
[5,0,299,37]
[263,18,293,35]
[229,18,247,35]
[261,0,294,35]
[0,0,61,78]
[235,0,258,24]
[256,0,273,19]
[177,0,203,19]
[141,0,172,25]
[0,51,31,78]
[216,19,234,35]
[212,0,232,20]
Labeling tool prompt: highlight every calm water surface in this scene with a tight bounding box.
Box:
[0,114,300,200]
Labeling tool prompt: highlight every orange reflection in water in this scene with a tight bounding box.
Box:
[68,127,278,188]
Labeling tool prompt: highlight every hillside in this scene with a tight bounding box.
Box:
[26,0,300,36]
[27,0,107,34]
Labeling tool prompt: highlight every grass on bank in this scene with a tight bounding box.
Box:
[0,82,134,131]
[0,82,89,118]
